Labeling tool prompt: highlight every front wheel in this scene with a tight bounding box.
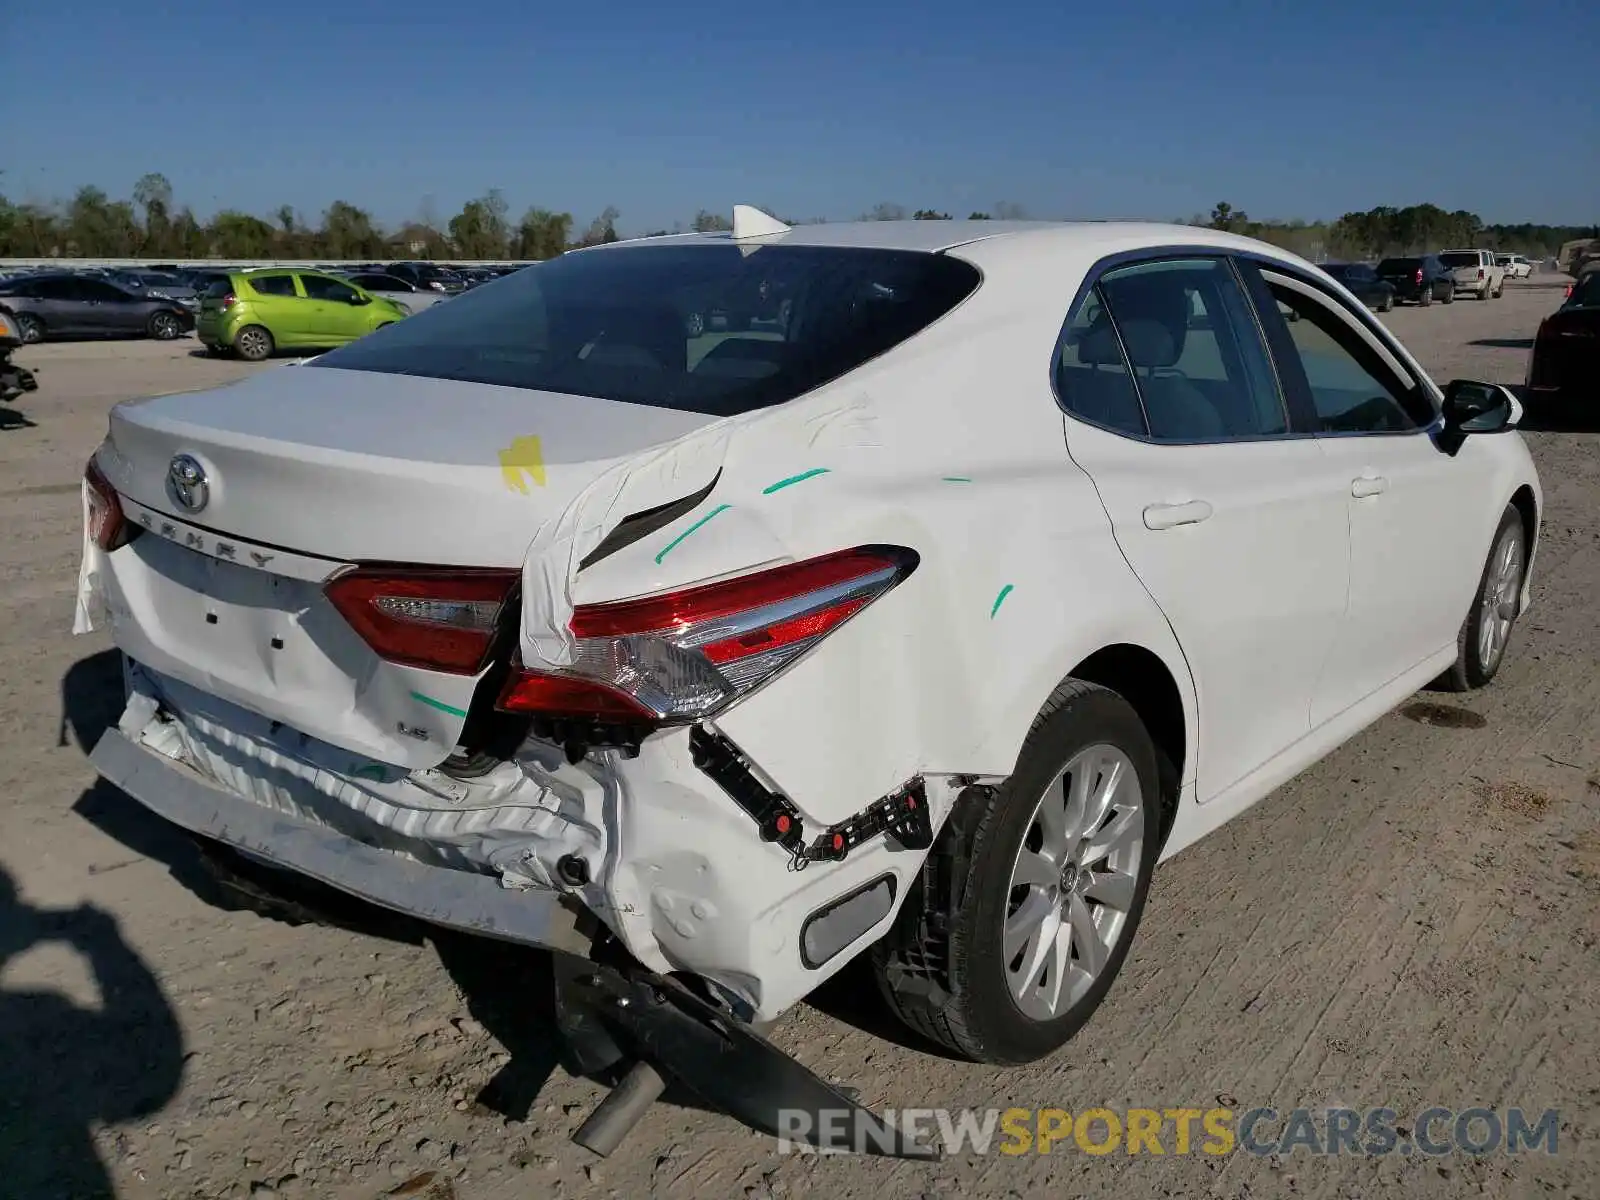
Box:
[1437,506,1527,692]
[233,325,274,362]
[1380,292,1394,312]
[148,311,183,340]
[873,681,1160,1064]
[15,314,44,343]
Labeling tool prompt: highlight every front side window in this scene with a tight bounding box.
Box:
[1261,276,1430,433]
[248,274,298,297]
[301,274,361,303]
[1058,257,1287,441]
[312,245,982,417]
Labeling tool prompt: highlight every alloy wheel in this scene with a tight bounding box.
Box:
[1477,525,1523,672]
[1004,744,1145,1022]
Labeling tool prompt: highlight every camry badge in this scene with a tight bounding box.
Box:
[168,454,209,514]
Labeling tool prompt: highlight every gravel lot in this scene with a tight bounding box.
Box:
[2,280,1596,1199]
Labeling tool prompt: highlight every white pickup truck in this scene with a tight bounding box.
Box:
[1438,249,1505,300]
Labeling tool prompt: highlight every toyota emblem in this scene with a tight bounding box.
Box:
[168,454,210,513]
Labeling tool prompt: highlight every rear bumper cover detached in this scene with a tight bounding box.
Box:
[90,724,596,954]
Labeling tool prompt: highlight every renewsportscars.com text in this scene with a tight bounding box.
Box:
[776,1105,1560,1157]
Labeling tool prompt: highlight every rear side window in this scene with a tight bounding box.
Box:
[1057,257,1287,441]
[311,244,981,416]
[248,275,298,297]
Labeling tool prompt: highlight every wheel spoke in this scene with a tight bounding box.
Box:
[1067,892,1109,978]
[1082,868,1137,911]
[1039,920,1074,1014]
[1081,805,1140,866]
[1005,895,1060,997]
[1012,849,1058,890]
[1035,774,1073,860]
[1003,889,1054,966]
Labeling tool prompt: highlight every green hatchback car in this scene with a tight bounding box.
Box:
[197,269,410,360]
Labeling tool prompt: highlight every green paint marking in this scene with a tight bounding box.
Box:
[942,476,973,483]
[990,584,1014,619]
[410,691,468,719]
[762,468,831,495]
[654,503,732,565]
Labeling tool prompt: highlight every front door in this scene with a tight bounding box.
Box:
[298,274,370,345]
[1251,267,1490,726]
[1056,255,1351,802]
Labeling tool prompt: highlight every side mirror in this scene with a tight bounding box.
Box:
[1437,379,1521,454]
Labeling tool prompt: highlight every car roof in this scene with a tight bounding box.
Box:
[584,219,1278,259]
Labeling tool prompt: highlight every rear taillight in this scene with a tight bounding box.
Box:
[84,457,133,552]
[325,566,520,674]
[220,293,236,309]
[1415,268,1424,284]
[1566,284,1575,299]
[497,546,919,725]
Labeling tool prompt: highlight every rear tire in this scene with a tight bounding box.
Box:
[872,681,1160,1064]
[1436,506,1526,692]
[234,325,274,361]
[1420,287,1433,307]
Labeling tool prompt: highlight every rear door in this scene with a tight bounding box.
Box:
[32,277,95,333]
[1251,266,1488,724]
[246,273,307,343]
[1056,254,1351,802]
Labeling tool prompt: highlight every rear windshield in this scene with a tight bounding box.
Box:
[203,279,233,298]
[311,244,982,416]
[1376,258,1419,272]
[1438,252,1480,268]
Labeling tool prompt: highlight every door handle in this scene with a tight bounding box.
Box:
[1351,475,1388,498]
[1142,500,1213,530]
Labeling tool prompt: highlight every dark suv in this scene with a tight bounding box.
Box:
[384,262,467,295]
[1375,255,1456,306]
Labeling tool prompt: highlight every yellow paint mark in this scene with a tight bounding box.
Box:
[498,435,547,492]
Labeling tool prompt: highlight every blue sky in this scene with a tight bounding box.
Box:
[5,0,1595,233]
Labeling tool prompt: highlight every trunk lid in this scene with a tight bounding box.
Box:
[93,366,722,769]
[102,366,719,567]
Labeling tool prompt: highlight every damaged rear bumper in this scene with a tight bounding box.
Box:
[89,723,597,954]
[89,695,942,1161]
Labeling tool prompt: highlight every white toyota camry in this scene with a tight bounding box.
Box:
[76,208,1540,1151]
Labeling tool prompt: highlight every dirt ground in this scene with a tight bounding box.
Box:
[1,283,1596,1200]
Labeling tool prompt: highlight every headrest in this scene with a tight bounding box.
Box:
[1075,315,1180,369]
[1116,318,1181,369]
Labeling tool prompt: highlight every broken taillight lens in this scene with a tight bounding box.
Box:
[325,566,520,674]
[84,456,133,551]
[497,546,919,725]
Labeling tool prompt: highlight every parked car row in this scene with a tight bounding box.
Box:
[0,269,197,343]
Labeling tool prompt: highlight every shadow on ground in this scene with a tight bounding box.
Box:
[0,403,36,429]
[0,862,185,1199]
[1469,337,1535,349]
